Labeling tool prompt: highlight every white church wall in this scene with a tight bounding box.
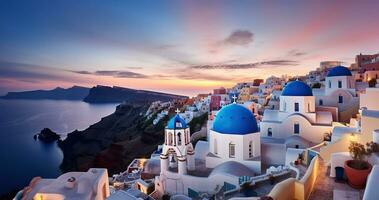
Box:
[159,171,240,196]
[280,96,316,114]
[325,76,355,95]
[242,133,261,158]
[260,115,331,144]
[208,131,261,160]
[315,89,356,108]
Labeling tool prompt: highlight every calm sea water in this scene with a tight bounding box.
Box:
[0,99,117,195]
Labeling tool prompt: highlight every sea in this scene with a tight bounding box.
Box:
[0,99,117,196]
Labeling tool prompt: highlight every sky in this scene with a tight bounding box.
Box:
[1,0,379,96]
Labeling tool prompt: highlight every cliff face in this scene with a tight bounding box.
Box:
[57,103,167,174]
[57,103,208,175]
[1,86,90,100]
[83,85,188,104]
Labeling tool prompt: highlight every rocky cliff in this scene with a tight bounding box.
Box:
[83,85,188,104]
[57,103,208,175]
[58,103,166,174]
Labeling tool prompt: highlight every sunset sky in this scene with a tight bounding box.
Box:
[1,0,379,96]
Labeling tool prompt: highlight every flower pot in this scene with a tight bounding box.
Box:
[344,160,372,189]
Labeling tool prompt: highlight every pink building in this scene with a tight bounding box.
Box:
[210,95,221,111]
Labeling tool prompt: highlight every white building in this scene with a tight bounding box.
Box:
[155,103,262,197]
[313,66,359,122]
[16,168,110,200]
[260,80,333,147]
[206,103,261,172]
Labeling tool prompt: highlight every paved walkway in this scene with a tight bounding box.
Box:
[309,158,364,200]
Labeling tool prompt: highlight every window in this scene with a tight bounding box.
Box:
[338,95,343,103]
[338,80,342,88]
[214,139,218,154]
[307,103,310,112]
[168,132,173,145]
[249,141,253,158]
[329,80,331,88]
[294,122,300,134]
[294,103,299,112]
[176,122,183,128]
[177,132,181,145]
[268,128,272,137]
[229,143,235,158]
[319,99,323,106]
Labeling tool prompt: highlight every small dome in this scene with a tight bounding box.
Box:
[327,66,352,77]
[282,80,313,96]
[210,161,254,177]
[212,103,258,135]
[167,114,187,129]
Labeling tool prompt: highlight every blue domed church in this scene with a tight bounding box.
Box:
[260,80,333,148]
[312,66,359,122]
[206,102,261,172]
[156,104,262,196]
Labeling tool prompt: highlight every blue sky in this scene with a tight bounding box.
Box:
[1,0,379,96]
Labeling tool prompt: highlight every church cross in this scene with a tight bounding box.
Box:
[232,95,237,104]
[175,108,181,114]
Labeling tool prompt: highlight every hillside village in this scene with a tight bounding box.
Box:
[15,53,379,200]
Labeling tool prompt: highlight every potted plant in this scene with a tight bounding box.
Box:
[344,141,373,189]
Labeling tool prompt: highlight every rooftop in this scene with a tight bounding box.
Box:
[326,66,352,77]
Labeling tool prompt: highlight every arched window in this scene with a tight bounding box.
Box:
[168,132,172,145]
[307,103,310,112]
[214,139,218,154]
[338,95,343,103]
[177,132,181,145]
[249,141,253,158]
[319,99,323,106]
[268,128,272,137]
[338,80,342,88]
[229,143,235,158]
[329,80,331,88]
[294,122,300,134]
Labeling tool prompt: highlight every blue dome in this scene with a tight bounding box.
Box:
[212,104,258,135]
[167,114,187,129]
[282,80,313,96]
[327,66,352,77]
